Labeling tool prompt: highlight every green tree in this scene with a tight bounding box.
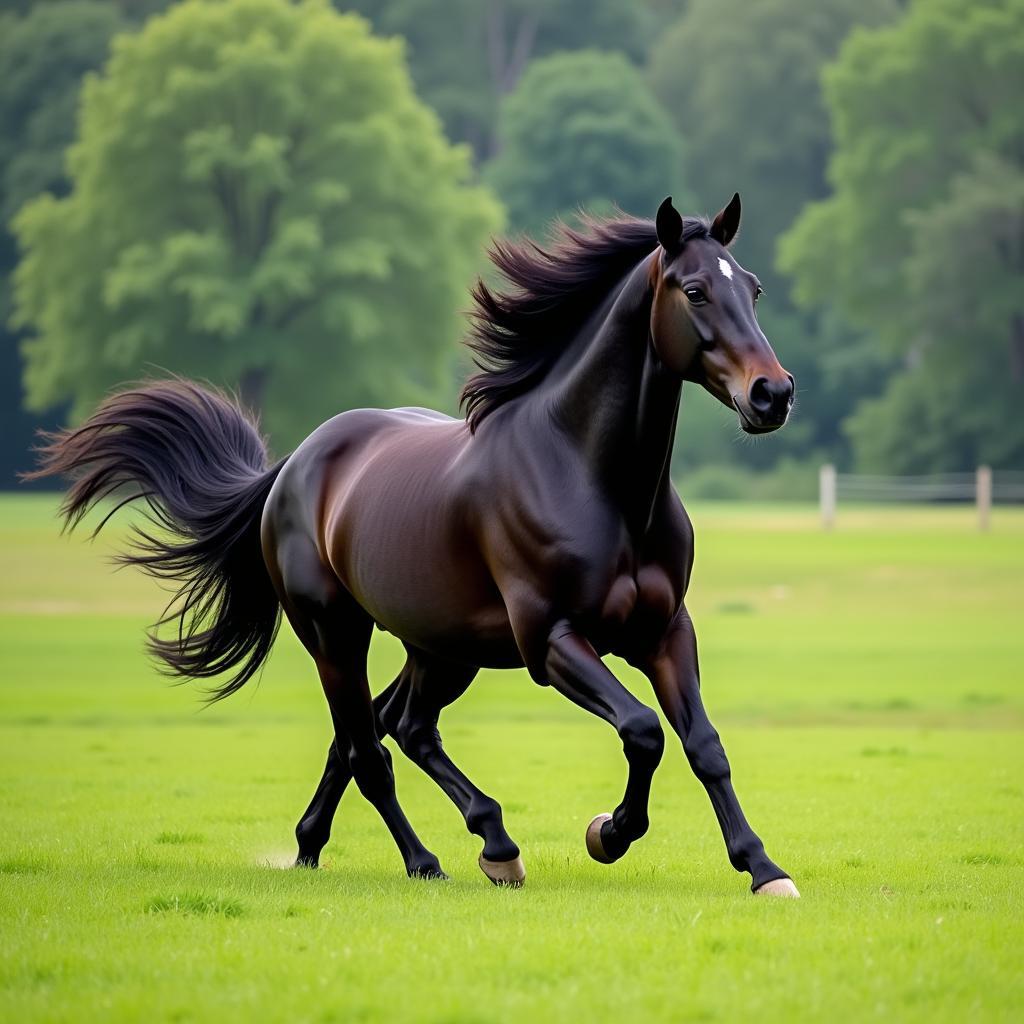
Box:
[486,50,682,233]
[779,0,1024,472]
[0,1,130,488]
[0,1,126,225]
[649,0,899,475]
[12,0,502,448]
[343,0,654,160]
[649,0,897,286]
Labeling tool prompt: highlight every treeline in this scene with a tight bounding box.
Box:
[2,0,1021,491]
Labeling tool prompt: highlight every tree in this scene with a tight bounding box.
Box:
[485,50,682,233]
[648,0,899,474]
[0,1,127,226]
[779,0,1024,471]
[649,0,897,287]
[342,0,655,160]
[0,1,131,488]
[12,0,502,449]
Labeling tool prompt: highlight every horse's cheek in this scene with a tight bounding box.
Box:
[651,291,698,374]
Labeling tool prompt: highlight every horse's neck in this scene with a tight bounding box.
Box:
[544,253,682,534]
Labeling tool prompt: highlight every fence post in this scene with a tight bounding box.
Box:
[976,465,992,532]
[820,464,836,531]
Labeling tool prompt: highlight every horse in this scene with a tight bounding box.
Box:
[32,194,799,897]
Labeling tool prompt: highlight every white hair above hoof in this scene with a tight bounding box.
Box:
[585,813,615,864]
[479,852,526,887]
[754,877,800,898]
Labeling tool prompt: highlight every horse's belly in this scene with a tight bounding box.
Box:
[374,589,524,667]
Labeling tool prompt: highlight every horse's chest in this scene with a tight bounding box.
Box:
[598,561,679,630]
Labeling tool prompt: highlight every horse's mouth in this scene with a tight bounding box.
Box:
[732,395,784,435]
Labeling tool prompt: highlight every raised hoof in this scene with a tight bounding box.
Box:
[754,877,800,898]
[585,813,615,864]
[479,852,526,888]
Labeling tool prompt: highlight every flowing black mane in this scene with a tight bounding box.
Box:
[460,212,710,430]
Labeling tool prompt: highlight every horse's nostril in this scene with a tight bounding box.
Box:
[749,377,772,414]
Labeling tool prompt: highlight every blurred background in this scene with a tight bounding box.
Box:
[2,0,1021,500]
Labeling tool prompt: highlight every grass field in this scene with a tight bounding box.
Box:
[1,494,1022,1022]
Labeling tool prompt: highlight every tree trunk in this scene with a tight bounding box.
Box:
[1010,313,1024,383]
[238,366,268,419]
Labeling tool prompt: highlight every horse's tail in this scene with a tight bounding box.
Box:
[26,378,287,702]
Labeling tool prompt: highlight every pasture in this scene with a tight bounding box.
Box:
[1,494,1022,1022]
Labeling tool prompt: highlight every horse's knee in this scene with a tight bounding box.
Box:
[619,706,665,766]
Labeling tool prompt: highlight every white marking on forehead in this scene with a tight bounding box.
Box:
[717,257,734,280]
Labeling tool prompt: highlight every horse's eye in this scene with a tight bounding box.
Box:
[684,287,707,305]
[755,285,764,302]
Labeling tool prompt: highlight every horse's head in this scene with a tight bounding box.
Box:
[650,194,794,434]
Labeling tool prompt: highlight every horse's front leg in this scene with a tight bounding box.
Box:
[641,607,798,896]
[545,620,665,863]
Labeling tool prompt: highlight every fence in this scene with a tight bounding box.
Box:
[818,465,1024,531]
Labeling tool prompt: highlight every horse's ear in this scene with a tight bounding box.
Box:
[656,196,683,254]
[710,192,741,246]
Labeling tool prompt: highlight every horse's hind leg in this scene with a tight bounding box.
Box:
[295,740,347,867]
[295,681,400,867]
[382,649,524,886]
[278,536,443,878]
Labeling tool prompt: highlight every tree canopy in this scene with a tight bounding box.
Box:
[343,0,654,160]
[779,0,1024,471]
[0,1,126,226]
[12,0,501,448]
[486,50,682,233]
[0,0,131,489]
[4,0,1022,487]
[649,0,897,289]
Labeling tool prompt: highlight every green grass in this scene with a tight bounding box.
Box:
[1,494,1022,1022]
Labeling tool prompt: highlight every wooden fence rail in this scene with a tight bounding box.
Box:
[818,466,1024,531]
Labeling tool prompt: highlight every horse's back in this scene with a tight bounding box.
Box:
[265,405,463,532]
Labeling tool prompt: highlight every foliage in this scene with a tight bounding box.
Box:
[649,0,899,474]
[11,0,501,448]
[0,1,131,488]
[0,1,126,225]
[649,0,897,287]
[486,50,682,233]
[343,0,654,159]
[779,0,1024,471]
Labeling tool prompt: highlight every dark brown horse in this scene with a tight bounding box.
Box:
[33,195,799,896]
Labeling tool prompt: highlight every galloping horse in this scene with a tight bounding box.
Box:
[34,195,799,896]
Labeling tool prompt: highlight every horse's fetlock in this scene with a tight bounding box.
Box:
[466,795,502,835]
[727,835,764,872]
[685,734,730,782]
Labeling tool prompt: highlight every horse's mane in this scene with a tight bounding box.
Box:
[460,212,710,431]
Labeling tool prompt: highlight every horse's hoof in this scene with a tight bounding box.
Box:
[479,852,526,887]
[585,813,615,864]
[294,854,319,869]
[754,877,800,898]
[408,863,448,881]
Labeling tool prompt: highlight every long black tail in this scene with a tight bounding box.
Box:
[27,378,287,702]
